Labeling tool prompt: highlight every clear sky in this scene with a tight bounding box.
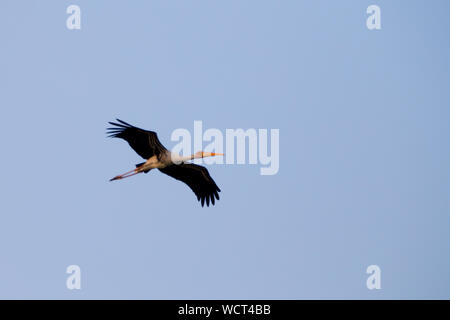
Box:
[1,0,449,299]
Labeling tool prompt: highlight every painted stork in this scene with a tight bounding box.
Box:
[107,119,223,207]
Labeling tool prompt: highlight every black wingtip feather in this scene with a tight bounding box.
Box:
[107,119,167,160]
[116,119,134,127]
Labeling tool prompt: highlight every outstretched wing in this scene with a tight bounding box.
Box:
[159,163,221,207]
[107,119,167,159]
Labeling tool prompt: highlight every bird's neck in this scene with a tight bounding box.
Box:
[172,153,202,163]
[171,153,194,163]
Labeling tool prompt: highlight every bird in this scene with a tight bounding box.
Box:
[107,119,223,207]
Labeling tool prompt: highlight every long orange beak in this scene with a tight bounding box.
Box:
[211,153,224,156]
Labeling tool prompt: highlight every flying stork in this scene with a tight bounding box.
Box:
[107,119,223,207]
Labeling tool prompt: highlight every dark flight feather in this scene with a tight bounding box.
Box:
[107,119,167,159]
[159,163,221,207]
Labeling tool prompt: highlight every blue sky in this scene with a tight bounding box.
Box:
[0,0,449,299]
